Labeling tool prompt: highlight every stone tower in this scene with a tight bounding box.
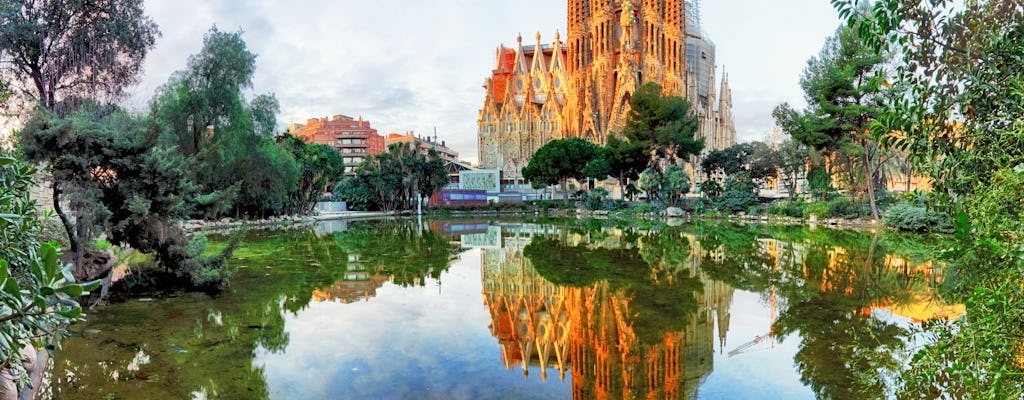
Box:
[563,0,688,142]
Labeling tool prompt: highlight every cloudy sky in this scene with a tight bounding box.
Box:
[122,0,842,164]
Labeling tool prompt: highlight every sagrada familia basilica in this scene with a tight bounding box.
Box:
[477,0,736,183]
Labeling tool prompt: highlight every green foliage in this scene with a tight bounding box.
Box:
[334,177,375,211]
[602,134,649,192]
[714,172,758,213]
[342,144,449,212]
[826,197,872,219]
[0,153,44,274]
[769,201,808,218]
[584,187,610,211]
[522,138,601,200]
[0,244,99,387]
[806,156,834,201]
[965,167,1024,242]
[0,0,159,111]
[660,164,690,206]
[773,20,886,217]
[834,2,1024,396]
[803,202,830,219]
[777,139,809,201]
[0,155,97,387]
[702,142,776,183]
[699,179,722,198]
[637,168,661,202]
[622,82,704,164]
[150,27,305,219]
[883,203,954,234]
[20,104,235,288]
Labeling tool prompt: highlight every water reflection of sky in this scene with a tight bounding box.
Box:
[257,248,572,400]
[257,247,816,400]
[701,291,813,399]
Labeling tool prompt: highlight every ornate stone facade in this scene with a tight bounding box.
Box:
[477,0,736,182]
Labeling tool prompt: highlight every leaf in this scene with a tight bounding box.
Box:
[79,279,102,293]
[57,284,84,297]
[59,305,82,319]
[0,157,13,166]
[3,278,20,299]
[42,244,58,281]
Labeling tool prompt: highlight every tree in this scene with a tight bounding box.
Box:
[20,105,235,287]
[715,172,758,212]
[622,82,704,167]
[0,0,159,252]
[776,139,808,202]
[834,1,1024,396]
[603,134,652,198]
[637,168,661,202]
[661,165,691,207]
[280,135,346,215]
[0,0,159,112]
[522,138,601,202]
[151,27,257,156]
[773,24,887,218]
[150,27,298,219]
[343,144,450,212]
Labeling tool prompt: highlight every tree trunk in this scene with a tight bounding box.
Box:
[862,141,880,219]
[617,173,625,201]
[561,179,568,206]
[52,184,79,253]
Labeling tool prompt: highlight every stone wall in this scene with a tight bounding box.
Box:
[28,171,54,213]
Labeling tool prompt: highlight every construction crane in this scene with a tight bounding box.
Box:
[727,332,774,358]
[729,241,782,358]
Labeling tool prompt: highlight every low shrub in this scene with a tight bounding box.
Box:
[585,188,609,211]
[883,203,954,233]
[768,201,807,218]
[826,198,872,219]
[803,202,830,219]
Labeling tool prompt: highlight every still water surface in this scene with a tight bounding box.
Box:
[43,218,961,399]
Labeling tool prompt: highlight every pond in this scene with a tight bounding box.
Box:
[41,218,962,399]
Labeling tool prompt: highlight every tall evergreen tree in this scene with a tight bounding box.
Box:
[622,82,703,168]
[774,24,887,218]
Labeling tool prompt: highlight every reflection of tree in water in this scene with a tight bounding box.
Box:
[696,222,941,399]
[50,221,459,400]
[334,220,460,287]
[496,220,951,399]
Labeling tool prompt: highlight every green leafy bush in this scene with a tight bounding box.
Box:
[0,154,98,388]
[714,172,758,213]
[803,202,830,219]
[883,203,954,233]
[769,201,807,218]
[826,198,872,219]
[585,188,609,211]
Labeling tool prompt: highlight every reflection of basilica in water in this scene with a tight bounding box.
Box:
[470,225,734,399]
[311,253,390,304]
[463,223,965,399]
